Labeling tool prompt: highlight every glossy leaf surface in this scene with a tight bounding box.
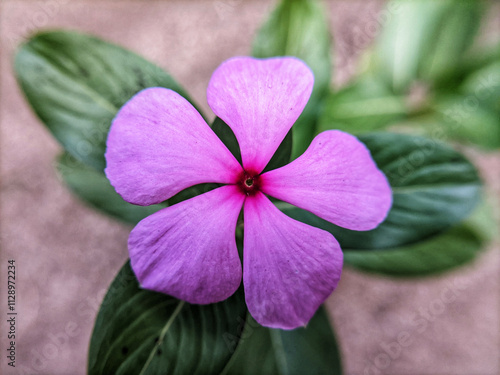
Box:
[278,132,482,250]
[88,262,247,375]
[221,308,342,375]
[15,30,197,171]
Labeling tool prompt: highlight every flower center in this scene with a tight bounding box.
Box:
[237,170,261,196]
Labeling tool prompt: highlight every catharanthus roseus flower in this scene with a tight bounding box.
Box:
[105,57,392,329]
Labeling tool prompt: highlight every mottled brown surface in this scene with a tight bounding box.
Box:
[0,1,499,374]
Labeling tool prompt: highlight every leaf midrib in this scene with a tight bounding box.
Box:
[28,47,119,114]
[270,330,289,375]
[138,300,185,375]
[96,296,178,373]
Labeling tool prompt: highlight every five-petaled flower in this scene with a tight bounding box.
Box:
[105,57,392,329]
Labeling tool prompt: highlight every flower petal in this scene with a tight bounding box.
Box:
[105,88,242,205]
[261,130,392,231]
[207,57,314,173]
[243,192,343,329]
[129,185,244,304]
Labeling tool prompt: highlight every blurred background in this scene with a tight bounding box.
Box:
[0,0,499,374]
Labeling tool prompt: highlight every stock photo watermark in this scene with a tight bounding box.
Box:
[6,260,17,368]
[7,0,71,49]
[363,277,470,375]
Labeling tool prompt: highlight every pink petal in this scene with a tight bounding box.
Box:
[261,130,392,231]
[207,57,314,173]
[129,185,244,304]
[243,192,343,329]
[105,88,242,205]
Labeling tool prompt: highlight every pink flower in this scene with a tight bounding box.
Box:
[105,57,392,329]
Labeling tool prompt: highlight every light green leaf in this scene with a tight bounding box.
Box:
[88,261,248,375]
[318,76,407,134]
[221,308,342,375]
[278,132,482,250]
[420,0,484,84]
[253,0,332,157]
[15,30,199,171]
[431,94,500,149]
[373,0,484,92]
[460,61,500,113]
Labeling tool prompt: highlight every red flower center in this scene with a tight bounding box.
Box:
[237,169,261,196]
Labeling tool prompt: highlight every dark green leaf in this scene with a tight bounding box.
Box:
[57,152,218,225]
[373,0,484,92]
[460,61,500,113]
[343,225,481,276]
[211,117,293,172]
[167,183,221,206]
[263,129,293,172]
[343,201,494,276]
[88,261,247,375]
[278,132,481,249]
[221,307,342,375]
[56,153,166,225]
[15,30,199,171]
[449,40,500,87]
[212,117,242,164]
[253,0,332,157]
[317,76,407,134]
